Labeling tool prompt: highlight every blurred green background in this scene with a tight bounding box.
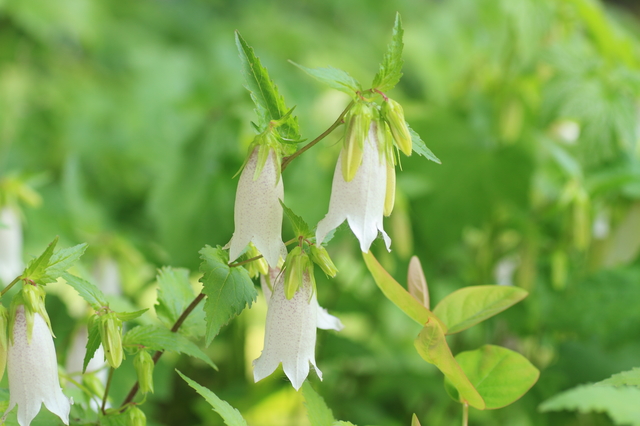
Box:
[2,0,640,424]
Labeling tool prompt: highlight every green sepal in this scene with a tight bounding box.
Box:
[342,102,374,182]
[371,12,404,92]
[283,246,303,299]
[134,350,155,394]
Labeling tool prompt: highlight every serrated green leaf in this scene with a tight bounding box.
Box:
[433,285,528,335]
[23,236,58,282]
[199,245,257,345]
[372,13,404,92]
[83,321,102,373]
[116,309,148,322]
[62,272,107,309]
[414,320,485,410]
[362,251,445,330]
[302,382,335,426]
[177,370,248,426]
[445,345,539,409]
[291,62,361,95]
[123,325,216,369]
[540,384,640,425]
[280,200,312,239]
[39,243,87,284]
[598,368,640,388]
[235,31,300,141]
[333,422,356,426]
[155,267,205,337]
[408,125,441,164]
[100,411,131,426]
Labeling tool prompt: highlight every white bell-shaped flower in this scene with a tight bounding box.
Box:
[254,268,343,390]
[316,122,391,252]
[5,306,71,426]
[228,147,286,268]
[0,207,23,285]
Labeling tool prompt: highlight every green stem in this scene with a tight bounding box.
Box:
[462,402,469,426]
[119,292,206,408]
[228,255,264,268]
[0,276,21,298]
[101,367,115,414]
[280,101,354,172]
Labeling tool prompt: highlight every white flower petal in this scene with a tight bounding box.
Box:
[253,273,320,390]
[316,123,391,253]
[0,207,23,286]
[316,307,344,331]
[228,148,286,267]
[6,306,70,426]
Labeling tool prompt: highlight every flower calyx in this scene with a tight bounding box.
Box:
[342,101,375,182]
[381,97,412,157]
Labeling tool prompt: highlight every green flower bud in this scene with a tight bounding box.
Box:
[309,245,338,278]
[127,406,146,426]
[134,350,155,394]
[245,243,269,278]
[382,99,412,157]
[342,102,373,182]
[283,246,303,299]
[99,312,123,369]
[0,305,7,381]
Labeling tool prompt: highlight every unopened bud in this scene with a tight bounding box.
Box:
[100,312,123,369]
[245,243,269,278]
[82,371,106,397]
[382,99,412,156]
[127,406,146,426]
[342,102,373,182]
[0,305,7,381]
[309,245,338,277]
[134,350,155,394]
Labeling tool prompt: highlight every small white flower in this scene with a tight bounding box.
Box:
[228,147,286,268]
[0,207,23,285]
[254,268,343,390]
[6,306,71,426]
[316,122,391,252]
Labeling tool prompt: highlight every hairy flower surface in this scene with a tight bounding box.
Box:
[6,306,70,426]
[316,122,391,252]
[228,147,286,267]
[0,207,23,285]
[254,268,343,390]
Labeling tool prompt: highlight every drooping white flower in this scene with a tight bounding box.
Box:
[254,268,343,390]
[6,306,71,426]
[0,207,23,286]
[228,147,286,268]
[316,122,391,252]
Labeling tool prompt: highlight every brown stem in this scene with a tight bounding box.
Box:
[280,101,354,172]
[119,292,206,408]
[228,254,264,268]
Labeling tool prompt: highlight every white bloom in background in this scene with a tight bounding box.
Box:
[0,207,23,285]
[228,147,286,267]
[254,269,343,390]
[6,306,71,426]
[316,122,391,252]
[494,256,520,287]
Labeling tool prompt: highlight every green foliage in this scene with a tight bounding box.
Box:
[540,384,640,426]
[62,272,108,309]
[236,32,300,143]
[371,13,404,93]
[199,245,257,345]
[408,126,441,163]
[433,285,528,334]
[281,200,313,239]
[155,267,205,337]
[302,381,335,426]
[123,325,216,369]
[291,63,362,96]
[445,345,539,409]
[414,320,485,410]
[598,368,640,388]
[83,319,102,373]
[22,237,87,285]
[177,370,248,426]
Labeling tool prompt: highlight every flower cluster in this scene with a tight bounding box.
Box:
[229,94,414,389]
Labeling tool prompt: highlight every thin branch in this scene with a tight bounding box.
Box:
[119,292,206,407]
[280,101,354,172]
[101,367,115,414]
[0,276,21,298]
